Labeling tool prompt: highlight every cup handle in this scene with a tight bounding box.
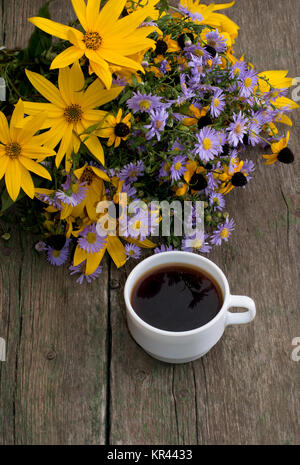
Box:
[226,295,256,326]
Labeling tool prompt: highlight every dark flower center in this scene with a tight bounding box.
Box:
[231,172,248,187]
[80,167,94,185]
[221,144,231,156]
[155,39,168,55]
[177,33,194,49]
[64,104,83,123]
[205,163,213,170]
[108,202,123,219]
[197,115,213,130]
[277,147,294,164]
[114,122,130,138]
[83,31,102,50]
[204,44,217,57]
[190,174,208,191]
[46,234,66,251]
[5,142,21,159]
[243,134,249,145]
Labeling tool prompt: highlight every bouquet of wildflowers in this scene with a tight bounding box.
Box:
[0,0,298,283]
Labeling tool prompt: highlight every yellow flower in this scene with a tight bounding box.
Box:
[24,62,123,170]
[28,0,160,89]
[97,109,131,148]
[74,163,110,221]
[0,100,55,201]
[258,70,294,93]
[263,132,294,165]
[174,161,206,196]
[182,104,209,127]
[216,159,244,194]
[178,0,239,42]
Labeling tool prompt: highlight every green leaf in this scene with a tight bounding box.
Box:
[26,1,53,59]
[0,189,25,213]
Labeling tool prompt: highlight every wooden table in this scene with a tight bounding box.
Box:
[0,0,299,445]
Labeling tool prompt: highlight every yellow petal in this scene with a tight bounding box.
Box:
[10,99,24,139]
[23,101,63,118]
[73,245,87,266]
[91,166,110,181]
[86,0,101,29]
[71,0,88,30]
[55,125,73,168]
[0,154,9,180]
[25,70,65,108]
[83,78,123,109]
[86,247,106,275]
[21,144,56,159]
[82,134,104,165]
[19,156,52,180]
[19,163,35,198]
[107,236,126,268]
[0,112,10,144]
[95,0,127,33]
[19,112,47,144]
[98,49,143,72]
[5,159,21,201]
[50,46,84,70]
[28,17,72,40]
[88,60,112,89]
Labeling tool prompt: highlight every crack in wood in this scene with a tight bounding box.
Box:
[105,257,112,445]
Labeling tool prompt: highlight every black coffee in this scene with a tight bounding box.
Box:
[131,264,223,332]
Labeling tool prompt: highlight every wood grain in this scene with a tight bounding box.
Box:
[0,0,299,445]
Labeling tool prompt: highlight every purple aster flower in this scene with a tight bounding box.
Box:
[205,171,220,195]
[55,176,87,207]
[170,155,187,181]
[159,160,171,178]
[69,262,103,284]
[209,192,225,211]
[36,193,62,210]
[180,73,195,99]
[227,112,248,147]
[121,183,137,198]
[127,210,149,241]
[239,69,258,98]
[154,244,176,254]
[78,224,107,253]
[178,5,203,21]
[194,126,221,162]
[210,89,226,118]
[112,76,127,87]
[127,91,162,113]
[229,60,248,79]
[205,29,227,53]
[159,59,170,75]
[210,218,235,246]
[182,233,211,253]
[35,241,48,252]
[145,108,168,141]
[125,243,141,260]
[46,238,71,266]
[247,123,261,146]
[119,161,145,182]
[241,160,255,180]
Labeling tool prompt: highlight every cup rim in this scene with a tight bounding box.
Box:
[124,251,230,337]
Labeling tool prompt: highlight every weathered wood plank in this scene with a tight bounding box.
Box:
[108,0,300,445]
[0,229,109,445]
[0,0,299,446]
[1,0,76,49]
[0,0,109,445]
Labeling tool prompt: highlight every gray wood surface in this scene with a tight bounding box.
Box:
[0,0,299,445]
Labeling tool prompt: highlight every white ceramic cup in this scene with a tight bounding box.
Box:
[124,252,256,364]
